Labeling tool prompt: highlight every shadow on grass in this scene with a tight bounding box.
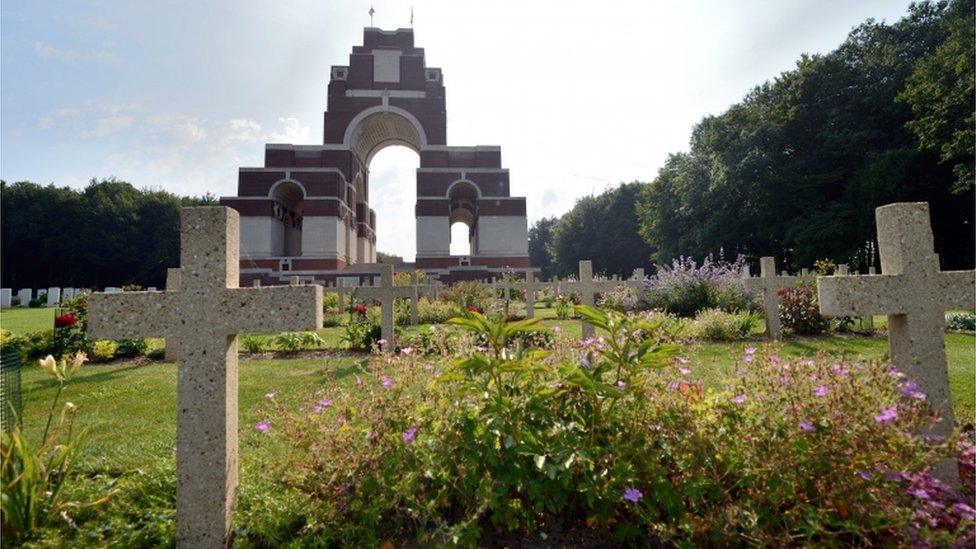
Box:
[25,362,154,392]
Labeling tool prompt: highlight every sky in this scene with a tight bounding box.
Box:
[1,0,916,260]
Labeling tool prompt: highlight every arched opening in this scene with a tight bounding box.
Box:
[450,221,472,256]
[448,180,479,257]
[269,180,304,256]
[367,145,419,262]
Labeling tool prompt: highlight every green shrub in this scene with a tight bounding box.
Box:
[273,332,325,352]
[28,294,46,308]
[443,281,492,311]
[114,339,148,358]
[146,347,165,360]
[90,340,118,362]
[597,284,640,311]
[322,292,339,312]
[778,282,829,335]
[240,336,266,354]
[322,312,342,328]
[554,292,576,319]
[946,311,976,332]
[263,309,971,546]
[690,308,760,340]
[417,298,460,324]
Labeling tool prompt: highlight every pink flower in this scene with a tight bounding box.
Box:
[856,470,873,480]
[423,362,434,371]
[402,425,418,444]
[313,398,333,413]
[377,338,388,347]
[355,374,363,388]
[798,420,815,433]
[907,487,930,500]
[401,347,415,355]
[768,355,781,364]
[812,385,829,397]
[744,347,757,355]
[264,391,277,399]
[678,367,691,376]
[255,420,271,433]
[551,326,562,334]
[731,394,748,404]
[616,380,628,389]
[580,354,591,368]
[874,406,898,424]
[831,363,849,376]
[380,375,395,388]
[676,356,689,365]
[623,487,643,503]
[742,354,755,364]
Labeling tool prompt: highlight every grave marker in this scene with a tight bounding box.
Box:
[0,289,11,309]
[46,287,61,307]
[818,202,975,485]
[87,207,322,546]
[742,257,813,340]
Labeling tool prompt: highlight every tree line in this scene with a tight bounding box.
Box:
[1,179,213,289]
[532,0,974,279]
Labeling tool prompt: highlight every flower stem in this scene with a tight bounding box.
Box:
[42,382,64,443]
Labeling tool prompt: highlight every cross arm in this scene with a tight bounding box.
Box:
[817,274,906,316]
[939,270,975,311]
[221,285,323,334]
[88,291,177,339]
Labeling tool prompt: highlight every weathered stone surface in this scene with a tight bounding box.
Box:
[742,257,814,340]
[818,202,975,485]
[165,268,180,362]
[0,289,10,309]
[17,289,31,305]
[87,207,322,548]
[46,287,61,307]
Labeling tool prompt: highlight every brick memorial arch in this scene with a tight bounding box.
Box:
[221,28,529,285]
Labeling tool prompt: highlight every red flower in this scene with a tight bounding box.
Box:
[352,303,368,315]
[54,312,78,328]
[466,305,484,314]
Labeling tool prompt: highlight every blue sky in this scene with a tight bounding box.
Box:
[1,0,915,259]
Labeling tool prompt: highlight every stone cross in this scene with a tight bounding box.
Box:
[165,268,180,362]
[87,207,322,547]
[628,268,646,292]
[742,257,810,340]
[409,272,420,325]
[818,202,974,485]
[521,270,542,318]
[356,264,414,347]
[565,260,617,338]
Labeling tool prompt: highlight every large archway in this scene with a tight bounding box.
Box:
[222,26,530,285]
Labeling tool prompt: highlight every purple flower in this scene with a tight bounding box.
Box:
[856,470,873,480]
[768,355,781,364]
[799,420,815,433]
[313,398,333,413]
[616,380,628,389]
[812,385,829,397]
[898,382,926,400]
[907,487,930,500]
[255,420,271,433]
[402,425,418,444]
[380,375,395,388]
[666,380,680,392]
[731,394,748,404]
[831,363,849,376]
[874,406,898,424]
[580,354,591,369]
[887,369,905,378]
[744,347,757,355]
[623,487,643,503]
[742,354,755,364]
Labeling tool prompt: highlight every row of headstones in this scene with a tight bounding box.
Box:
[0,286,164,309]
[85,203,973,546]
[742,259,878,340]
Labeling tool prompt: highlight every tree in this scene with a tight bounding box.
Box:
[528,217,557,280]
[549,182,652,278]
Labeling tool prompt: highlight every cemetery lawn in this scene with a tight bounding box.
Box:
[17,333,975,473]
[0,307,54,334]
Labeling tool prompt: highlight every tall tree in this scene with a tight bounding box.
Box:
[528,217,557,280]
[549,182,652,278]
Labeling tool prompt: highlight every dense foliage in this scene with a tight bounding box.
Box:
[527,217,557,280]
[642,255,754,317]
[1,179,212,288]
[546,182,653,278]
[636,0,974,271]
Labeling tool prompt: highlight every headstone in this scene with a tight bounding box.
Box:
[147,287,158,292]
[63,288,76,300]
[818,202,975,485]
[87,207,322,546]
[521,270,541,318]
[742,257,812,340]
[46,287,61,307]
[16,289,31,306]
[836,264,849,276]
[105,287,122,294]
[0,289,11,309]
[564,260,617,339]
[165,268,180,362]
[252,279,261,288]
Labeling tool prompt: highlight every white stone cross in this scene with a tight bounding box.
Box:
[87,207,322,547]
[564,260,618,338]
[356,264,415,347]
[520,270,542,318]
[818,202,974,484]
[743,257,813,340]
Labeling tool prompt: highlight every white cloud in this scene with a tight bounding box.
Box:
[95,115,134,137]
[267,117,311,143]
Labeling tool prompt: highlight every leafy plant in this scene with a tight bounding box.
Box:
[273,332,325,352]
[778,282,830,335]
[114,338,148,358]
[642,254,753,317]
[690,308,760,341]
[1,353,111,543]
[946,311,976,332]
[239,335,267,354]
[90,340,118,362]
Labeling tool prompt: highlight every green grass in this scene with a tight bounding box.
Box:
[1,307,55,334]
